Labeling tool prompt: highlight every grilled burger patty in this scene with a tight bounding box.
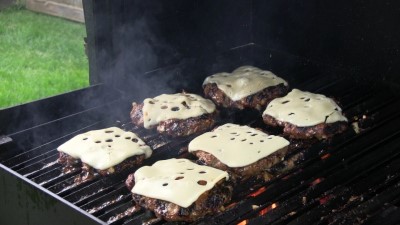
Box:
[203,83,289,110]
[126,175,232,222]
[262,114,348,139]
[192,147,289,181]
[57,127,152,179]
[188,124,292,182]
[262,89,348,139]
[130,103,217,137]
[58,152,146,176]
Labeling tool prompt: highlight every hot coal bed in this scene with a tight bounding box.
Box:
[1,1,400,225]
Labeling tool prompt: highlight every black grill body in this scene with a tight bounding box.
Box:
[1,1,400,225]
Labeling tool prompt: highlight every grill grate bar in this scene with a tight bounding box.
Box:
[2,121,106,169]
[197,108,400,225]
[92,195,133,218]
[314,78,357,97]
[1,66,399,225]
[31,164,69,184]
[98,201,136,223]
[54,134,189,205]
[321,169,400,224]
[90,87,400,223]
[326,181,400,225]
[41,168,83,188]
[267,137,400,225]
[8,149,58,171]
[344,93,397,119]
[68,186,116,206]
[24,161,59,179]
[362,204,400,225]
[256,132,400,225]
[81,184,128,211]
[2,73,368,184]
[296,75,344,93]
[244,141,400,225]
[20,153,60,178]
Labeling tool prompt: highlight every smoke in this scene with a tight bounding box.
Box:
[95,4,184,102]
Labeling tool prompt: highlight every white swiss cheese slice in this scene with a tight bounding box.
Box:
[131,158,229,208]
[57,127,152,170]
[142,93,216,129]
[188,123,290,167]
[203,65,288,101]
[263,89,348,127]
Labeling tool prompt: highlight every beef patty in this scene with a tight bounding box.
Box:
[262,114,348,140]
[59,152,146,178]
[126,176,232,222]
[192,147,290,182]
[130,103,217,137]
[203,83,289,111]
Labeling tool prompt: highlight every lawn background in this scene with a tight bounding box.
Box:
[0,6,89,109]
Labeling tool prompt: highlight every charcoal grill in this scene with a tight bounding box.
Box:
[1,1,400,225]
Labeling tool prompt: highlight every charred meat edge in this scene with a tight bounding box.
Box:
[125,177,232,222]
[130,103,218,137]
[192,144,289,182]
[58,152,145,176]
[203,83,289,111]
[262,114,348,140]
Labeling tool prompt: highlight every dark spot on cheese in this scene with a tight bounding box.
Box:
[197,180,207,186]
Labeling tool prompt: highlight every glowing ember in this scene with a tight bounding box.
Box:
[248,187,267,197]
[310,177,323,186]
[259,203,278,216]
[319,195,331,205]
[237,219,248,225]
[321,153,331,160]
[259,207,269,216]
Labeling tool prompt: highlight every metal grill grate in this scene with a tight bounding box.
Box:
[1,58,400,225]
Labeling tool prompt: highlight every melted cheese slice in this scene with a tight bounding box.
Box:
[142,93,216,129]
[203,65,288,101]
[263,89,348,127]
[131,158,229,208]
[188,123,289,167]
[57,127,152,170]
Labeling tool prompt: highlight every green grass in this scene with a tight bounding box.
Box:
[0,7,89,109]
